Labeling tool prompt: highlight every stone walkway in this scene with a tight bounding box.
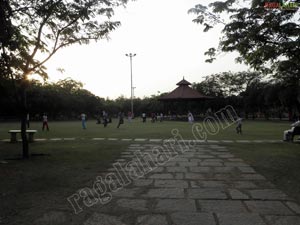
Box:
[72,143,300,225]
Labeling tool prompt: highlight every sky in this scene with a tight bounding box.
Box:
[43,0,249,99]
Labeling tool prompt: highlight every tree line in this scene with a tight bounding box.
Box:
[0,77,164,121]
[1,71,299,121]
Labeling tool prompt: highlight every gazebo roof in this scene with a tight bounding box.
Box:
[159,77,212,101]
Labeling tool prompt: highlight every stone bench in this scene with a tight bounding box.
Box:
[8,130,37,143]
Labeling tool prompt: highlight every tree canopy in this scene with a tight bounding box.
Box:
[0,0,129,158]
[189,0,300,83]
[1,0,128,80]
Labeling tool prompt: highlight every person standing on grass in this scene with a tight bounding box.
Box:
[236,117,242,134]
[81,113,87,129]
[142,112,146,123]
[117,111,124,128]
[42,113,49,131]
[188,111,194,123]
[160,112,163,122]
[128,111,132,123]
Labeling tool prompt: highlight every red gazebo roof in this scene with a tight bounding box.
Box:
[159,78,212,101]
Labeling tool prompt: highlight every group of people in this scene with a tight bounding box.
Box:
[86,110,125,129]
[27,110,300,142]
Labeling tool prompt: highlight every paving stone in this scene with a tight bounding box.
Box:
[153,167,164,172]
[154,180,189,188]
[225,162,249,167]
[217,154,235,158]
[136,215,168,225]
[265,215,300,225]
[214,167,235,173]
[174,173,184,179]
[164,161,177,166]
[249,189,290,200]
[240,174,266,180]
[192,155,215,159]
[198,181,226,188]
[84,213,125,225]
[245,201,295,215]
[285,202,300,214]
[148,173,173,179]
[202,159,223,162]
[212,174,231,181]
[228,158,243,162]
[229,189,250,200]
[190,159,202,163]
[238,166,256,173]
[116,199,147,211]
[187,189,227,199]
[178,162,198,167]
[166,167,188,173]
[198,200,248,213]
[155,199,196,212]
[200,162,223,167]
[170,158,189,162]
[113,188,139,198]
[233,181,257,189]
[185,173,205,180]
[217,213,266,225]
[34,211,66,225]
[133,179,153,187]
[143,188,184,198]
[171,212,216,225]
[189,167,211,173]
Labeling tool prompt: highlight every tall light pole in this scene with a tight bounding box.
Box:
[125,53,136,118]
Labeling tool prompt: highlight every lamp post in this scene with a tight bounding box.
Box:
[125,53,136,118]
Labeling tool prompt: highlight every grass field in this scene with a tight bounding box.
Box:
[0,119,293,140]
[0,119,299,224]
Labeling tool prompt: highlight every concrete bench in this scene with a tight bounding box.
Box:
[8,130,37,143]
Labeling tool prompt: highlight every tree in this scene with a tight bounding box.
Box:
[189,0,300,113]
[0,0,128,158]
[192,71,260,97]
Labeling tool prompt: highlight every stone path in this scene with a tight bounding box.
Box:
[70,143,300,225]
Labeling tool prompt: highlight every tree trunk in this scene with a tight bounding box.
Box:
[20,81,29,159]
[21,112,29,158]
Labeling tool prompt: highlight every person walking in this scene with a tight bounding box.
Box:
[117,111,124,128]
[103,110,108,127]
[81,113,87,129]
[236,117,242,134]
[42,113,49,131]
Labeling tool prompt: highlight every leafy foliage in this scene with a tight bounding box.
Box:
[0,0,128,80]
[189,0,300,83]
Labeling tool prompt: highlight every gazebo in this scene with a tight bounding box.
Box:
[159,77,212,116]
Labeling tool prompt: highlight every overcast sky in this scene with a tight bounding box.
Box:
[44,0,249,99]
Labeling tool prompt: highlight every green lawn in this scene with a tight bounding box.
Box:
[0,119,299,224]
[0,140,127,224]
[0,119,292,140]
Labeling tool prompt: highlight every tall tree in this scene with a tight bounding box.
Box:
[0,0,128,158]
[189,0,300,113]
